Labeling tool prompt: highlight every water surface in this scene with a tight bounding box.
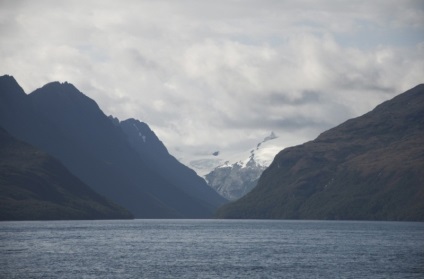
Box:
[1,219,423,278]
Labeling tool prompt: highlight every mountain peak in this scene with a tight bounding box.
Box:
[0,74,26,99]
[33,81,84,98]
[120,118,167,153]
[122,118,151,131]
[29,80,102,117]
[205,132,284,200]
[0,74,18,83]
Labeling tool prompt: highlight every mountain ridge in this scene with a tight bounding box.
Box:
[0,75,225,218]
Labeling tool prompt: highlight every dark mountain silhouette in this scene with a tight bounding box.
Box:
[118,118,226,210]
[0,126,132,220]
[0,75,226,218]
[217,84,424,221]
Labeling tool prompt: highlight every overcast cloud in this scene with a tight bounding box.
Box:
[1,0,423,160]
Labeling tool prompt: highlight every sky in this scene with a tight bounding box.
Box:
[1,0,423,163]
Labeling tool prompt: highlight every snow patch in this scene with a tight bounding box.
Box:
[133,123,147,143]
[172,132,286,176]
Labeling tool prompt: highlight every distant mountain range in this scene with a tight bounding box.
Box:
[217,84,424,221]
[0,75,226,219]
[205,132,285,200]
[0,127,132,220]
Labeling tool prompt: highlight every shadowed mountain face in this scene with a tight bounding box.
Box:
[217,84,424,221]
[118,119,226,210]
[0,75,226,218]
[0,127,133,220]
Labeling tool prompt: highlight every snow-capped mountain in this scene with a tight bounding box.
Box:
[204,132,286,201]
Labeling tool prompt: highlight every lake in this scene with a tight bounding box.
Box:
[0,219,423,278]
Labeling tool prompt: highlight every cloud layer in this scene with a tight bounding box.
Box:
[1,0,423,159]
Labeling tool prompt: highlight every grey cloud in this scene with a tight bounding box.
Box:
[266,91,322,106]
[224,114,334,132]
[0,0,423,158]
